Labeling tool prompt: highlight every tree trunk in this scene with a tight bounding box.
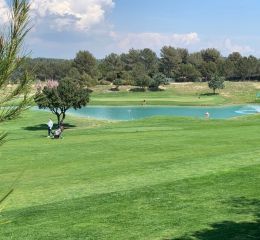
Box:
[55,111,66,127]
[61,112,66,125]
[56,113,61,127]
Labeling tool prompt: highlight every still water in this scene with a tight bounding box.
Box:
[65,105,260,120]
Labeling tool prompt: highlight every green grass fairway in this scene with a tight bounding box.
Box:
[90,82,260,106]
[1,111,260,239]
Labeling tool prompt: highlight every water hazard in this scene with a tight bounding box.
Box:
[63,105,260,120]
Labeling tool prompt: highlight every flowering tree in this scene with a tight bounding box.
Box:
[0,0,32,146]
[36,79,59,91]
[35,77,90,125]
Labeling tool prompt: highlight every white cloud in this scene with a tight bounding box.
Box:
[0,0,9,24]
[0,0,114,31]
[111,32,200,52]
[30,0,115,32]
[223,38,253,55]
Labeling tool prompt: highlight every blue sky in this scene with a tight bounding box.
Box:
[1,0,260,59]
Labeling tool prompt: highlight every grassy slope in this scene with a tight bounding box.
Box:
[0,111,260,239]
[90,82,260,106]
[6,81,260,107]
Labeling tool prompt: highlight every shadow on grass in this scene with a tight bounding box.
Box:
[199,93,219,96]
[110,87,120,92]
[148,87,165,92]
[170,197,260,240]
[129,87,146,92]
[23,123,76,131]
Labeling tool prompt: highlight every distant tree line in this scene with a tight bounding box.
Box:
[15,47,260,91]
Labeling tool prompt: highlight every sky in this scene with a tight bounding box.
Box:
[1,0,260,59]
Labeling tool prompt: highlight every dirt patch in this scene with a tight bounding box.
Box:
[170,82,193,86]
[252,82,260,89]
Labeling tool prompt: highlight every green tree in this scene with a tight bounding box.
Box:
[208,75,225,94]
[160,46,182,78]
[132,64,152,91]
[177,48,189,64]
[187,52,203,67]
[237,57,251,81]
[66,67,81,81]
[121,49,140,71]
[201,48,221,63]
[135,75,152,91]
[227,52,242,79]
[35,78,89,125]
[228,52,242,62]
[220,59,235,79]
[149,73,168,90]
[120,71,133,85]
[247,55,258,80]
[120,49,158,85]
[73,50,98,78]
[81,73,97,88]
[19,58,72,81]
[177,64,201,82]
[200,62,218,81]
[139,48,158,76]
[66,67,97,87]
[0,0,32,145]
[99,53,123,82]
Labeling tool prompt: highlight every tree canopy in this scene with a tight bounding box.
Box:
[208,75,225,94]
[12,47,260,92]
[35,78,90,125]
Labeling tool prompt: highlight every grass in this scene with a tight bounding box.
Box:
[0,110,260,239]
[90,82,260,106]
[5,81,260,107]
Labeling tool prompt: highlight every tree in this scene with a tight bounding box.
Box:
[139,48,158,76]
[121,49,140,71]
[132,63,152,91]
[20,58,72,81]
[200,61,218,81]
[81,73,97,87]
[120,71,133,85]
[208,75,225,94]
[160,46,182,78]
[237,57,251,81]
[149,73,168,90]
[220,59,235,80]
[188,52,203,67]
[73,50,98,78]
[226,52,243,80]
[35,78,89,125]
[0,0,32,145]
[120,48,158,82]
[99,53,123,82]
[66,67,97,87]
[135,75,152,91]
[228,52,242,62]
[177,64,201,82]
[247,55,258,80]
[177,48,189,64]
[201,48,221,63]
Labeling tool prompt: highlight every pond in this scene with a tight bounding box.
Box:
[63,105,260,121]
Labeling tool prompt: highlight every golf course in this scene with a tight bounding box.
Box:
[0,105,260,239]
[89,82,260,106]
[1,0,260,239]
